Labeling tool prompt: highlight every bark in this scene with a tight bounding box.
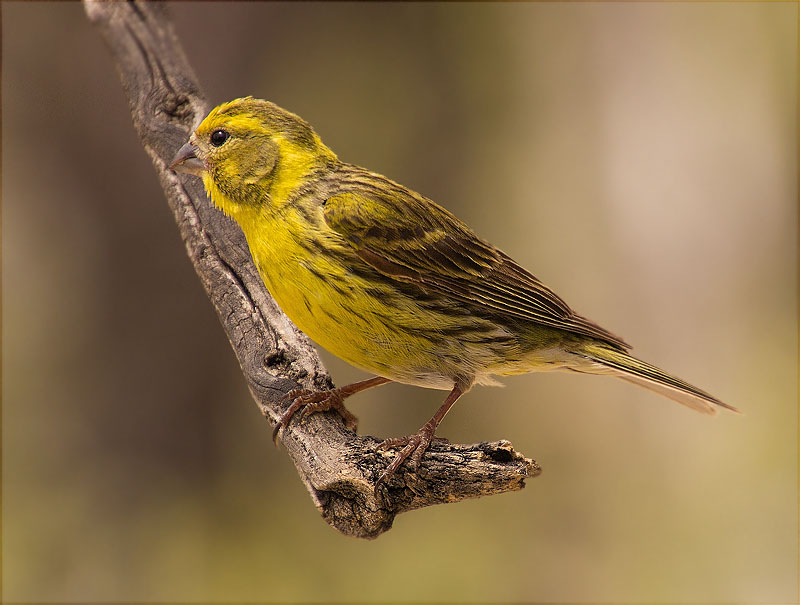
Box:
[85,0,540,539]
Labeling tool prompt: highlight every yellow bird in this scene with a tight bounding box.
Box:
[171,97,737,484]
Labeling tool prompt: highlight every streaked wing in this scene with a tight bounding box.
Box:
[322,178,629,349]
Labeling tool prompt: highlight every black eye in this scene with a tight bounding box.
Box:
[210,129,229,147]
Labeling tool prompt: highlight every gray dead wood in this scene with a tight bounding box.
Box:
[84,0,540,539]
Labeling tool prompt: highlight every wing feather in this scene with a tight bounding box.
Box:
[322,178,629,349]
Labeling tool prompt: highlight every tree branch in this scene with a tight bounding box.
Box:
[85,0,540,539]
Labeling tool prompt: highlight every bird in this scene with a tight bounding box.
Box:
[170,97,738,485]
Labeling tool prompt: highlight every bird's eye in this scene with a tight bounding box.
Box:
[210,129,230,147]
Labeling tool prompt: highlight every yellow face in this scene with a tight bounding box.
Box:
[170,97,337,217]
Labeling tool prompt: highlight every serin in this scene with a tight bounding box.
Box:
[171,97,738,486]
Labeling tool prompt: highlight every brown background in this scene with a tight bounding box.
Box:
[3,2,797,602]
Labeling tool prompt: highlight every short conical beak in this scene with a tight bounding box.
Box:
[170,142,205,175]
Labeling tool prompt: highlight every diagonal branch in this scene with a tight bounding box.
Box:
[85,0,540,539]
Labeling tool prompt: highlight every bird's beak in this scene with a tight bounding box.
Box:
[170,142,205,176]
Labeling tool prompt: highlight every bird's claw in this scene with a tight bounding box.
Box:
[375,428,449,489]
[272,388,359,445]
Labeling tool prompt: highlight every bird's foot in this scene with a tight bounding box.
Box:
[376,425,450,487]
[272,377,390,444]
[272,388,359,444]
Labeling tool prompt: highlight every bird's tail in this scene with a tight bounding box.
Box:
[573,343,739,415]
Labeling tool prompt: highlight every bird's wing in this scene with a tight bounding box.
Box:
[322,185,629,349]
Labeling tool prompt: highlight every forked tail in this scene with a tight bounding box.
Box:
[575,343,740,415]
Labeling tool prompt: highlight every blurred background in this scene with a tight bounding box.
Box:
[3,2,797,602]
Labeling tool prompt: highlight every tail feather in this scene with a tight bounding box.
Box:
[576,344,740,415]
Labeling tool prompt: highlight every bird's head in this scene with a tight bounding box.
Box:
[170,97,337,217]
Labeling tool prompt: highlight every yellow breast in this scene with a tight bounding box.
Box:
[238,206,443,384]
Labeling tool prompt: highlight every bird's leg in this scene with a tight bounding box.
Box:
[272,376,392,443]
[376,382,467,487]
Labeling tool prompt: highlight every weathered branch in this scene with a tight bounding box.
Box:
[85,0,540,539]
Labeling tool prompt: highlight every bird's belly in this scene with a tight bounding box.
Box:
[260,252,528,390]
[253,234,579,389]
[258,254,464,388]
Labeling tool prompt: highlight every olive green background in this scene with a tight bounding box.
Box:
[3,2,797,602]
